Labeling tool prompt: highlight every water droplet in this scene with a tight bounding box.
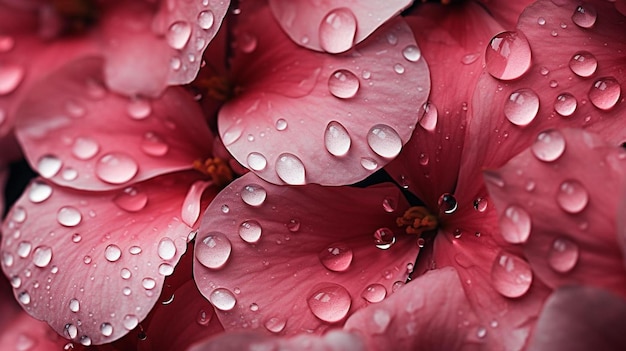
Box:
[307,283,351,323]
[121,268,131,279]
[62,168,78,181]
[319,242,353,272]
[29,181,53,203]
[589,77,621,110]
[556,180,589,213]
[32,246,53,268]
[96,152,139,184]
[71,137,99,160]
[159,263,174,276]
[83,255,92,264]
[247,152,267,171]
[548,237,579,273]
[554,93,578,117]
[69,298,80,312]
[477,327,487,339]
[500,205,532,244]
[491,252,533,298]
[418,153,429,165]
[57,207,82,227]
[360,157,378,170]
[485,31,532,80]
[319,8,357,53]
[167,21,192,50]
[402,45,421,62]
[572,4,597,28]
[367,124,402,158]
[504,89,539,126]
[220,205,230,214]
[65,100,87,118]
[79,336,91,346]
[196,309,212,326]
[197,10,215,30]
[438,193,458,214]
[328,69,359,99]
[141,132,169,156]
[197,232,232,269]
[157,238,176,260]
[264,317,286,333]
[127,99,151,120]
[142,277,156,290]
[17,241,32,258]
[113,187,148,212]
[531,130,566,162]
[569,51,598,78]
[393,64,405,74]
[123,314,138,330]
[37,155,62,178]
[275,153,306,185]
[473,197,488,212]
[537,17,546,25]
[382,197,396,213]
[2,252,14,267]
[238,220,262,244]
[241,184,267,206]
[274,118,288,131]
[420,103,438,131]
[210,288,237,311]
[373,228,396,250]
[18,291,31,305]
[129,246,142,255]
[286,219,301,232]
[100,323,113,337]
[361,283,387,303]
[0,63,25,94]
[324,121,351,156]
[104,244,122,262]
[122,287,131,296]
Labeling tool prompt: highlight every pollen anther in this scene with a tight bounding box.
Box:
[396,206,438,236]
[193,157,234,188]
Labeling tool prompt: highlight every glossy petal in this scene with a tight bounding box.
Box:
[385,2,504,210]
[0,311,72,351]
[219,2,430,186]
[458,0,626,193]
[476,0,535,29]
[268,0,412,53]
[0,172,203,345]
[14,58,212,191]
[194,172,416,335]
[486,129,626,296]
[527,285,626,351]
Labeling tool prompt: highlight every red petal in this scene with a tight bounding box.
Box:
[527,285,626,351]
[219,2,430,185]
[0,172,204,345]
[476,0,535,29]
[268,0,412,53]
[485,128,626,296]
[15,58,212,191]
[194,173,417,335]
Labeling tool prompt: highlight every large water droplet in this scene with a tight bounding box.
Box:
[141,132,169,156]
[438,193,458,214]
[96,152,139,184]
[420,102,438,131]
[157,237,177,260]
[491,252,533,298]
[69,298,80,312]
[100,323,113,337]
[264,317,286,333]
[29,181,53,203]
[367,124,402,158]
[531,130,566,162]
[548,237,579,273]
[113,187,148,212]
[504,89,539,126]
[319,242,353,272]
[32,246,53,268]
[57,206,82,227]
[275,153,306,185]
[554,93,578,117]
[127,99,151,120]
[38,155,62,178]
[241,184,267,206]
[197,232,231,269]
[499,205,532,244]
[105,244,122,262]
[319,8,357,53]
[589,77,621,110]
[556,180,589,213]
[328,69,359,99]
[324,121,351,156]
[238,220,262,244]
[307,283,351,323]
[210,288,237,311]
[361,283,387,303]
[167,21,192,50]
[373,228,396,250]
[247,152,267,171]
[123,314,138,330]
[18,291,31,305]
[571,4,597,28]
[142,277,156,290]
[0,63,25,95]
[569,51,598,78]
[485,31,532,80]
[71,137,99,160]
[197,10,215,30]
[402,45,421,62]
[275,118,288,131]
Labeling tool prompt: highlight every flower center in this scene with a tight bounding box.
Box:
[396,206,438,236]
[192,75,236,102]
[50,0,99,36]
[193,157,233,188]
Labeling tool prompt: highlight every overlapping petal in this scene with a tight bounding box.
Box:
[268,0,412,53]
[0,172,205,345]
[194,172,417,335]
[219,1,430,186]
[14,58,212,191]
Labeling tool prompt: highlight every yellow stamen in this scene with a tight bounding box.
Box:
[397,206,438,236]
[193,157,233,188]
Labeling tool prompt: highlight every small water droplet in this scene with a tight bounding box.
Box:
[504,89,539,126]
[121,268,131,279]
[167,21,192,50]
[96,152,139,184]
[548,237,579,273]
[157,238,176,260]
[57,206,82,227]
[473,197,488,212]
[10,275,21,288]
[197,232,232,269]
[556,180,589,213]
[17,241,32,258]
[32,246,53,268]
[264,317,286,333]
[361,283,387,303]
[531,130,566,162]
[328,69,359,99]
[69,298,80,312]
[238,32,257,53]
[319,242,353,272]
[28,181,53,203]
[485,31,532,80]
[275,153,306,185]
[122,287,132,296]
[104,244,122,262]
[373,228,396,250]
[274,118,288,131]
[569,51,598,78]
[2,252,14,267]
[37,155,62,178]
[420,102,438,131]
[500,205,532,244]
[402,45,421,62]
[360,157,378,170]
[113,187,148,212]
[196,309,212,326]
[220,205,230,214]
[572,4,597,28]
[238,220,262,244]
[123,314,139,330]
[142,277,156,290]
[241,184,267,206]
[247,152,268,171]
[382,197,396,213]
[537,17,546,25]
[324,121,351,156]
[18,291,31,305]
[554,93,578,117]
[491,252,533,298]
[319,8,357,53]
[307,283,351,323]
[367,124,402,158]
[127,99,151,120]
[286,219,301,232]
[393,63,405,74]
[100,323,113,337]
[197,10,215,30]
[141,132,169,156]
[477,327,487,339]
[210,288,237,311]
[438,193,458,214]
[589,77,621,110]
[158,263,174,276]
[129,246,142,255]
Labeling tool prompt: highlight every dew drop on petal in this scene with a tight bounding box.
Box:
[129,246,142,255]
[571,4,597,28]
[104,244,122,262]
[69,298,80,312]
[32,246,53,268]
[556,180,589,213]
[159,263,174,276]
[554,93,578,117]
[197,232,231,269]
[286,219,301,232]
[588,77,621,110]
[307,283,351,323]
[100,323,113,337]
[210,288,237,311]
[196,309,212,326]
[123,314,138,330]
[361,283,387,303]
[37,155,62,178]
[504,89,539,126]
[197,10,215,30]
[167,21,192,50]
[531,130,566,162]
[157,237,176,260]
[490,252,533,298]
[141,132,169,156]
[18,291,31,305]
[318,242,353,272]
[121,268,131,279]
[402,45,421,62]
[373,228,396,250]
[96,152,139,184]
[420,102,438,131]
[393,64,405,74]
[499,205,532,244]
[367,124,402,158]
[275,153,306,185]
[275,118,287,131]
[319,8,357,54]
[568,51,598,78]
[485,31,532,80]
[438,193,458,214]
[324,121,351,156]
[382,197,396,213]
[17,241,32,258]
[360,157,378,171]
[57,207,82,227]
[113,187,148,212]
[142,277,156,290]
[473,197,488,212]
[238,220,262,244]
[548,237,579,273]
[0,63,24,94]
[72,137,99,160]
[241,184,267,207]
[264,317,286,333]
[29,181,53,203]
[127,99,151,120]
[328,69,359,99]
[247,152,267,171]
[238,32,257,53]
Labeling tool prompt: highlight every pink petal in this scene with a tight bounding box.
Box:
[527,285,626,351]
[385,2,504,210]
[475,0,535,29]
[458,0,626,193]
[194,172,417,335]
[0,311,72,351]
[14,58,212,191]
[485,128,626,296]
[99,0,229,97]
[268,0,412,53]
[0,172,204,345]
[220,2,430,186]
